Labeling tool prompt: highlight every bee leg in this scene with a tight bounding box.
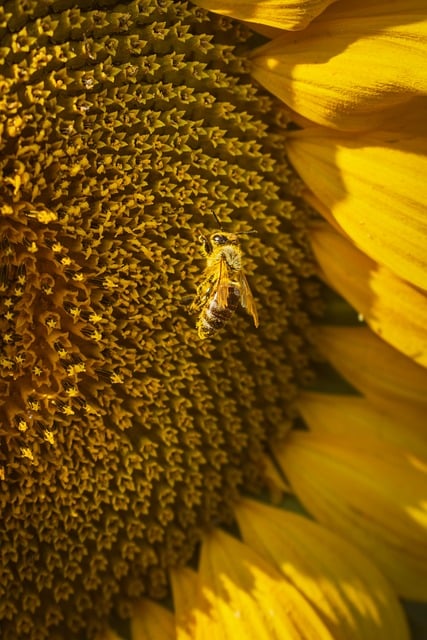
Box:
[198,233,213,256]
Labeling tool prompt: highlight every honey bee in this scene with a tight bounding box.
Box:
[190,214,259,339]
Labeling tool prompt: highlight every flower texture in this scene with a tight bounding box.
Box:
[1,1,426,639]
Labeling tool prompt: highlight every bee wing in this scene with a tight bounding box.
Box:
[190,257,229,313]
[215,255,232,309]
[239,273,259,327]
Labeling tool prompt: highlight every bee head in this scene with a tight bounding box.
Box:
[212,233,231,245]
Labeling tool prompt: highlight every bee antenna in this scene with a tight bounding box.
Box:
[210,211,256,236]
[211,211,223,230]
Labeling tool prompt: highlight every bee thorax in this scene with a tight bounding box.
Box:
[221,246,242,270]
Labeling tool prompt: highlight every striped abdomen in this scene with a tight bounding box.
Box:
[197,284,240,339]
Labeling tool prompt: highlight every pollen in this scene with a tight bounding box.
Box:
[0,1,319,639]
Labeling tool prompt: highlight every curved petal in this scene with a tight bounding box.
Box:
[315,326,427,409]
[196,528,334,639]
[236,499,410,640]
[310,224,427,367]
[314,326,427,432]
[262,453,292,502]
[131,598,175,639]
[251,0,427,130]
[277,431,427,600]
[171,567,198,640]
[194,1,338,31]
[286,109,427,291]
[297,392,427,462]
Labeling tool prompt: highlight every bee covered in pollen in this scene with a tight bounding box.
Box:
[190,214,259,339]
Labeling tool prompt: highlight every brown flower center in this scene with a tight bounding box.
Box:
[0,1,319,637]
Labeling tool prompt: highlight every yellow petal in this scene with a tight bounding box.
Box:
[311,225,427,367]
[297,392,427,463]
[196,528,334,639]
[171,567,198,640]
[315,326,427,409]
[242,22,284,40]
[236,499,409,640]
[315,326,427,433]
[262,452,292,502]
[287,113,427,291]
[131,598,175,640]
[277,431,427,600]
[251,0,427,130]
[194,0,337,31]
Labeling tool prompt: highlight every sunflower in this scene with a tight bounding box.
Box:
[1,1,426,639]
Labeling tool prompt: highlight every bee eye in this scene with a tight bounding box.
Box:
[213,234,227,245]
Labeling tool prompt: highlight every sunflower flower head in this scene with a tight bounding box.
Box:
[0,1,321,637]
